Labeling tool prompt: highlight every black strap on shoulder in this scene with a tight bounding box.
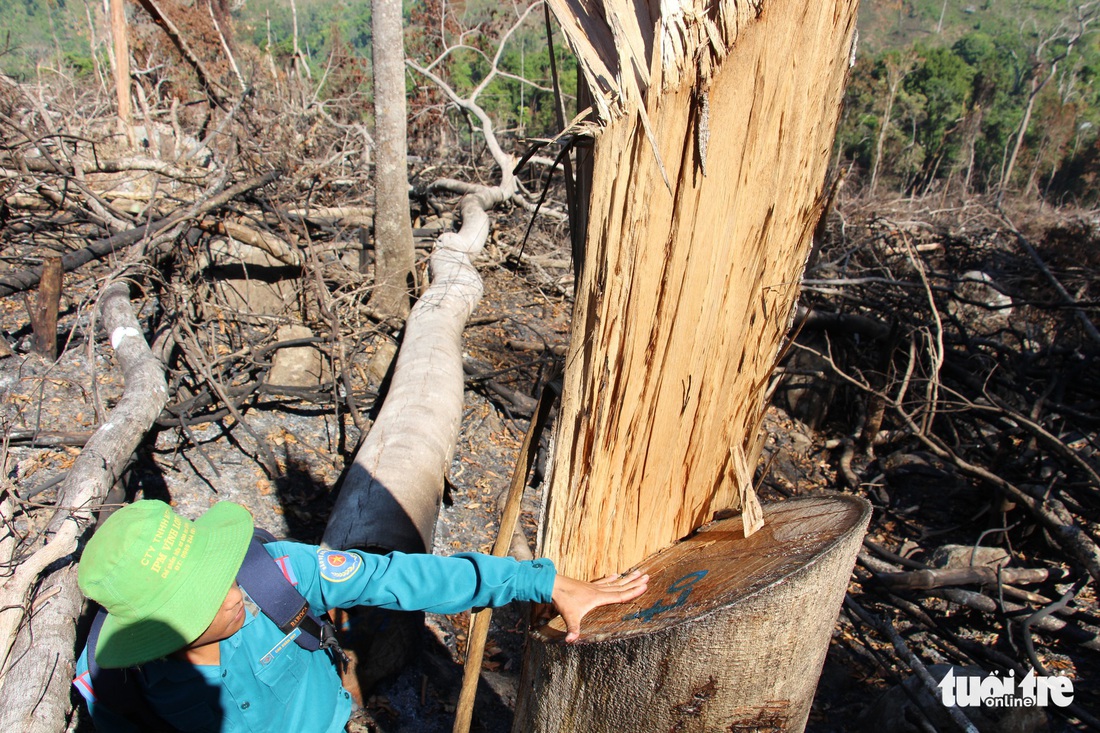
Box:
[86,609,179,732]
[236,532,349,668]
[237,535,323,650]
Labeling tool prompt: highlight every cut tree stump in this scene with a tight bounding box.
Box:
[514,495,871,733]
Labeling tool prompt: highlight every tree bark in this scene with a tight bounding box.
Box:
[515,496,871,733]
[367,0,416,322]
[0,282,168,732]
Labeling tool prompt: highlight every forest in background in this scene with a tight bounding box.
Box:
[2,0,1099,205]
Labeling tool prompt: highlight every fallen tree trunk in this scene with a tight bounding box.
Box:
[324,28,526,555]
[877,566,1054,590]
[323,184,509,553]
[318,47,526,693]
[318,181,512,697]
[516,496,871,733]
[0,281,168,732]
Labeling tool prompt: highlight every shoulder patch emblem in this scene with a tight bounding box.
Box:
[317,550,362,582]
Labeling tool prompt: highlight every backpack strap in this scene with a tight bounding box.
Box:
[82,608,179,732]
[236,532,349,667]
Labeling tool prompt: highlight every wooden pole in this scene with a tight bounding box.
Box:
[453,379,558,733]
[109,0,132,133]
[27,256,61,359]
[514,495,870,733]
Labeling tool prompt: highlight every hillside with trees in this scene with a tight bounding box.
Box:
[3,0,1099,201]
[842,1,1100,202]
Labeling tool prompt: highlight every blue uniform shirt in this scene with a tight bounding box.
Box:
[74,542,557,732]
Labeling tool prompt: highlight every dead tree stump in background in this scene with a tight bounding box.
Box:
[27,255,61,359]
[515,495,871,733]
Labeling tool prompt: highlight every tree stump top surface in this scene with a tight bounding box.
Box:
[538,495,870,643]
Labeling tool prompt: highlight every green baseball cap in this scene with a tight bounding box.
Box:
[78,500,254,668]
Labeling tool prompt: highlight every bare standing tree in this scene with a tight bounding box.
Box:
[870,51,915,194]
[109,0,131,133]
[999,2,1098,197]
[367,0,416,322]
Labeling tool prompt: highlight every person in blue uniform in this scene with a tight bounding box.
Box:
[73,500,648,732]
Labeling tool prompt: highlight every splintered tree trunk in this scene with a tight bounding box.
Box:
[541,0,859,580]
[516,496,870,733]
[522,0,862,729]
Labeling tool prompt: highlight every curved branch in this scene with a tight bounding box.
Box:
[407,60,515,185]
[471,0,546,100]
[0,281,169,732]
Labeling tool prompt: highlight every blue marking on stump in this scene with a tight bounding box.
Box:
[624,570,709,623]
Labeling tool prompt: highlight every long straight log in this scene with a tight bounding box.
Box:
[877,566,1053,590]
[515,496,870,733]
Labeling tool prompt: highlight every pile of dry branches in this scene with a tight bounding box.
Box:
[774,194,1100,729]
[0,58,395,726]
[0,26,571,723]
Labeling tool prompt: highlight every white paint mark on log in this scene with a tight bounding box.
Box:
[110,326,141,350]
